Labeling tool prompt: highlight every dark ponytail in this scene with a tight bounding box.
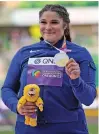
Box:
[64,23,71,42]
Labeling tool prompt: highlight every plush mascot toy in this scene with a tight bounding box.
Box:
[17,84,43,127]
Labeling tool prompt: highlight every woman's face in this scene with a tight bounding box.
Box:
[39,11,66,45]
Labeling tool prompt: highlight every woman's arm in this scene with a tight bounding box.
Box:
[65,52,96,106]
[1,50,21,113]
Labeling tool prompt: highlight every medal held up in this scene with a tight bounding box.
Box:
[54,36,71,67]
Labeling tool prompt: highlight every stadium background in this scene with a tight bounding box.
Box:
[0,1,98,134]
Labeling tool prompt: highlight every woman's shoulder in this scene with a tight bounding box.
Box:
[13,42,41,60]
[66,40,85,51]
[18,42,41,53]
[67,40,91,54]
[67,41,94,61]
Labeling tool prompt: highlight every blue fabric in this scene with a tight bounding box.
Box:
[1,40,96,133]
[15,121,88,134]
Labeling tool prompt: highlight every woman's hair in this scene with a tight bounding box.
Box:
[39,4,71,42]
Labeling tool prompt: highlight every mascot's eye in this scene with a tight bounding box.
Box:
[30,88,34,91]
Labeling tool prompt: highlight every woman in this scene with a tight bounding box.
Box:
[1,4,96,134]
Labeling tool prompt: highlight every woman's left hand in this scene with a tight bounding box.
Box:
[65,58,80,80]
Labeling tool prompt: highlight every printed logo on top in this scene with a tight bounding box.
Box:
[28,57,55,65]
[28,69,61,79]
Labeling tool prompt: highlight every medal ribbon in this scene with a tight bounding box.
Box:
[44,36,71,53]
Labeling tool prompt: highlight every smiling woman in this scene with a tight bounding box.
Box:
[39,11,66,44]
[39,4,71,44]
[1,4,96,134]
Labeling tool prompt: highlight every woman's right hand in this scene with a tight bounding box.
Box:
[17,102,37,116]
